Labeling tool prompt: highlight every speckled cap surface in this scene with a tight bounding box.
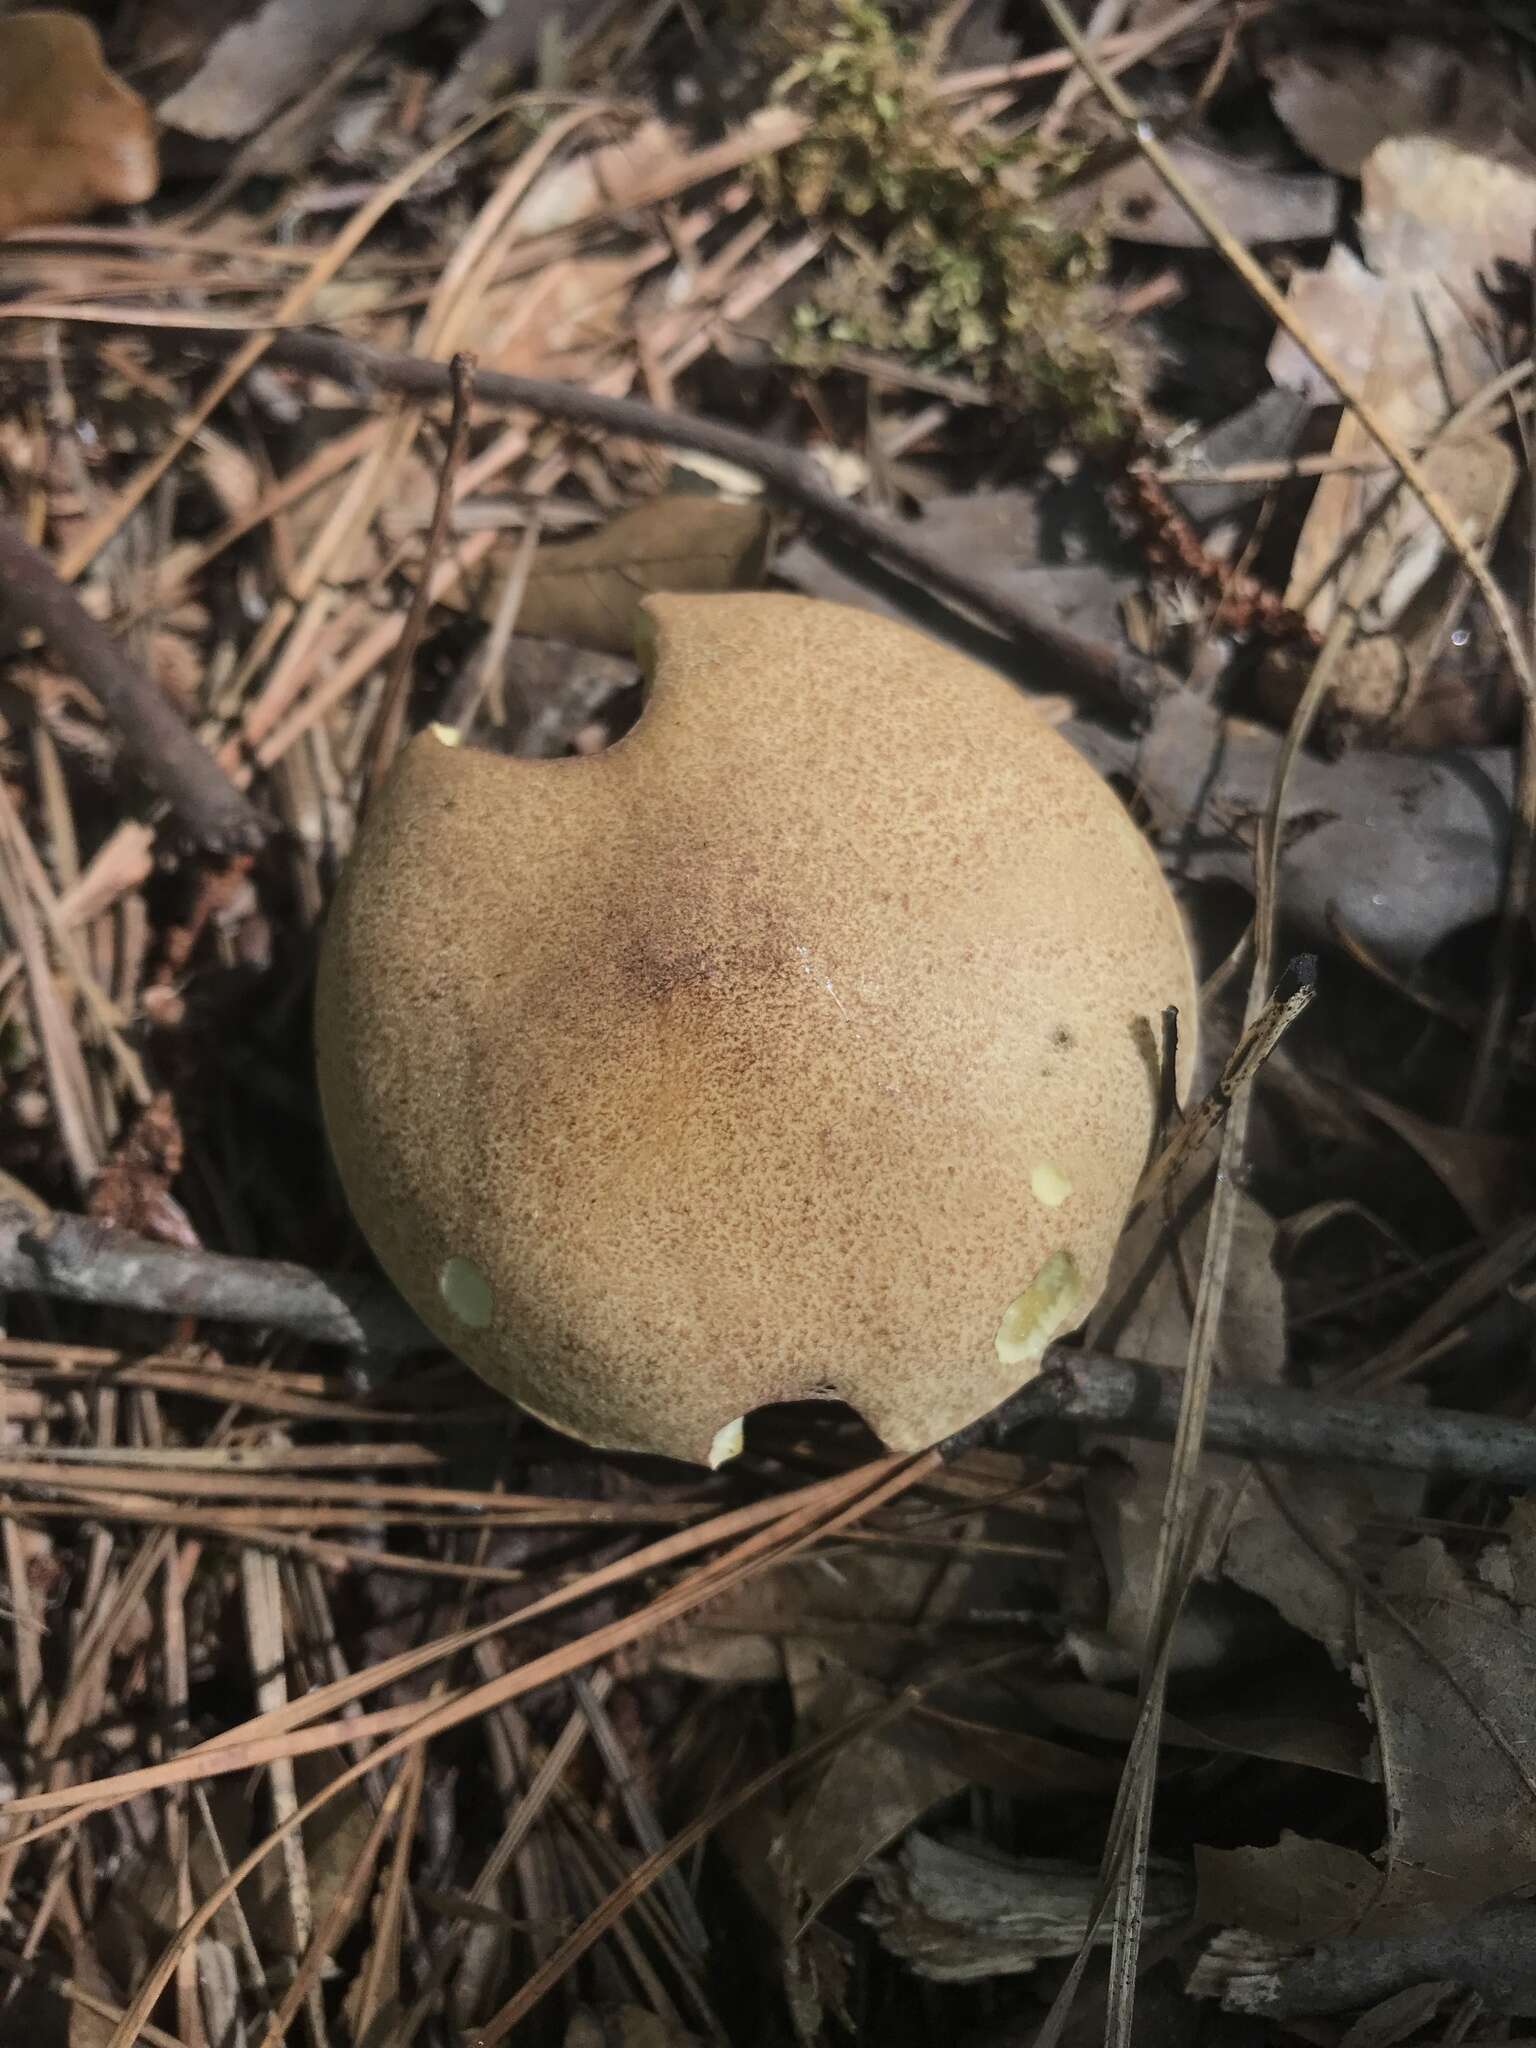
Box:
[315,593,1197,1464]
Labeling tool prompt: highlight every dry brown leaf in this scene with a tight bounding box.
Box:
[1052,134,1337,248]
[770,1669,969,1940]
[1196,1502,1536,1961]
[566,2009,710,2048]
[1350,1086,1534,1240]
[1356,1510,1536,1926]
[1261,215,1517,749]
[158,0,436,140]
[1075,1160,1296,1674]
[1195,1832,1387,1944]
[866,1832,1194,1982]
[1019,1673,1370,1780]
[0,13,158,238]
[514,496,773,654]
[1122,688,1512,970]
[64,1945,121,2048]
[1267,39,1536,181]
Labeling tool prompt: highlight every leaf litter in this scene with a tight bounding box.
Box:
[2,3,1536,2044]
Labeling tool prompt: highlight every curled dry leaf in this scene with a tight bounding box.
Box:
[1118,688,1512,971]
[1349,1085,1534,1240]
[1266,38,1536,181]
[1052,133,1337,248]
[0,12,158,239]
[158,0,436,140]
[513,496,773,654]
[865,1832,1195,1983]
[1194,1499,1536,1992]
[1260,134,1524,749]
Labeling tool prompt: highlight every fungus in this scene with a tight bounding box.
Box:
[315,593,1196,1464]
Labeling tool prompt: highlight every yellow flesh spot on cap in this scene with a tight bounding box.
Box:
[439,1255,494,1329]
[994,1250,1082,1370]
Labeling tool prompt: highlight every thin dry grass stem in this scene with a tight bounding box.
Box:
[444,512,544,732]
[0,822,102,1191]
[231,99,605,762]
[0,1945,190,2048]
[0,778,149,1105]
[191,1782,267,1998]
[254,1762,409,2048]
[363,350,478,797]
[239,1548,324,2040]
[51,97,526,586]
[382,1679,605,2044]
[0,1456,706,1525]
[1462,326,1536,1123]
[1135,966,1317,1212]
[149,1403,205,2048]
[1092,600,1357,2048]
[99,1454,932,2045]
[348,1747,425,2044]
[573,1669,712,1956]
[5,1461,901,1834]
[3,1489,541,1585]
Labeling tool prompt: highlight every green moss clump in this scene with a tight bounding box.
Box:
[762,0,1134,444]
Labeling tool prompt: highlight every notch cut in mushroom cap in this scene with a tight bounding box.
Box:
[315,592,1197,1464]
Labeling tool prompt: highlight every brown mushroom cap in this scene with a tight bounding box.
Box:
[315,592,1196,1464]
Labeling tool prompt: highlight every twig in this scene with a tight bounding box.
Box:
[7,1202,1536,1492]
[1135,954,1317,1209]
[197,326,1175,720]
[0,516,266,853]
[363,349,477,798]
[956,1356,1536,1490]
[0,1202,431,1353]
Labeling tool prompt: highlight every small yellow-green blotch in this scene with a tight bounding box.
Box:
[429,722,463,748]
[1030,1160,1073,1208]
[995,1249,1082,1370]
[708,1416,744,1469]
[439,1255,494,1330]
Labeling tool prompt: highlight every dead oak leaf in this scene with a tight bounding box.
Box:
[514,496,773,655]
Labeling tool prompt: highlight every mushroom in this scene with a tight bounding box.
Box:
[316,593,1196,1465]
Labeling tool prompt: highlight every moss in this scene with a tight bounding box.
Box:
[760,0,1135,444]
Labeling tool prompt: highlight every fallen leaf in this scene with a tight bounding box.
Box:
[515,496,773,654]
[1052,134,1337,248]
[865,1832,1194,1982]
[1075,1157,1299,1672]
[566,2007,710,2048]
[1261,210,1518,748]
[1020,1673,1370,1780]
[1121,688,1513,971]
[430,3,637,139]
[1267,39,1536,181]
[771,1690,968,1939]
[1195,1832,1387,1944]
[1349,1085,1534,1240]
[1355,1510,1536,1925]
[0,13,158,238]
[159,0,437,140]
